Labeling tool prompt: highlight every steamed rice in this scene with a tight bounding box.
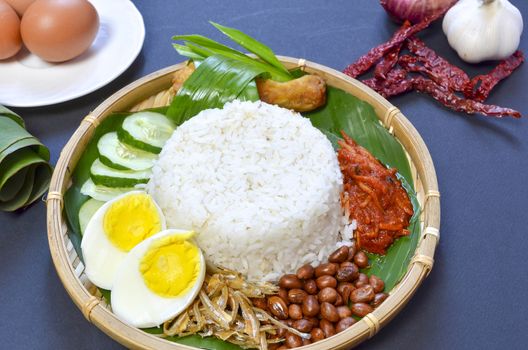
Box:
[147,100,345,281]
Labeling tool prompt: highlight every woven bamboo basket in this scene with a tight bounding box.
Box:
[47,56,440,350]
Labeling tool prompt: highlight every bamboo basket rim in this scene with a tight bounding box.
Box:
[46,56,440,350]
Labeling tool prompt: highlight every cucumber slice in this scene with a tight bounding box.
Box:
[90,158,151,188]
[118,112,175,154]
[79,198,104,235]
[80,178,133,202]
[97,132,157,171]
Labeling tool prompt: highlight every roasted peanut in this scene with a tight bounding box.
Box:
[302,338,312,346]
[251,297,267,310]
[336,305,353,319]
[369,275,385,293]
[296,264,315,280]
[318,287,338,304]
[354,251,369,268]
[329,246,349,263]
[320,302,340,322]
[336,317,356,333]
[268,344,281,350]
[347,242,357,261]
[351,302,373,317]
[276,326,287,338]
[316,275,337,289]
[267,296,289,320]
[307,317,319,328]
[355,273,369,288]
[279,274,303,289]
[350,285,375,303]
[310,328,325,342]
[314,263,338,277]
[302,295,320,317]
[288,289,307,304]
[337,282,355,304]
[336,265,359,282]
[340,261,355,268]
[320,319,336,338]
[303,279,318,295]
[285,332,303,348]
[372,292,389,307]
[278,288,289,304]
[289,304,303,320]
[334,293,344,306]
[293,319,313,333]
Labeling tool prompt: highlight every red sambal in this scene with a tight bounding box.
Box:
[338,132,414,255]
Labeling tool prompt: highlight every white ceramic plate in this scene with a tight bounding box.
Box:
[0,0,145,108]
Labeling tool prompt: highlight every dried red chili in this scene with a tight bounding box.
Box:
[465,51,525,102]
[338,132,413,255]
[363,68,413,98]
[405,36,470,92]
[411,76,522,118]
[374,45,405,81]
[373,22,410,80]
[343,9,448,78]
[345,7,522,119]
[397,55,451,87]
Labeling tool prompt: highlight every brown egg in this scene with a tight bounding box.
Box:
[5,0,35,16]
[21,0,99,62]
[0,0,22,59]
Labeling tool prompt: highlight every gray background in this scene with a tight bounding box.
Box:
[1,0,527,349]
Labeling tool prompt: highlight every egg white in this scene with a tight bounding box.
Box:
[111,229,206,328]
[81,190,166,290]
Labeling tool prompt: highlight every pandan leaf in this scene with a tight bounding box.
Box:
[172,34,291,82]
[167,55,267,124]
[210,22,290,76]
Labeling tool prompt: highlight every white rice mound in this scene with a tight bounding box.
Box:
[147,100,344,281]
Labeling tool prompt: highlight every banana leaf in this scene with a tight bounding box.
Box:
[0,108,52,212]
[304,87,421,291]
[166,55,267,123]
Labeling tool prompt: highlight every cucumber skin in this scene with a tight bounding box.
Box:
[98,155,131,171]
[117,128,161,154]
[90,173,149,188]
[79,199,104,235]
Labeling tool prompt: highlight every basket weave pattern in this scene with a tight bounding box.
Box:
[47,57,440,350]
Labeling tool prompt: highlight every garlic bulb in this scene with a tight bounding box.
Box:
[442,0,523,63]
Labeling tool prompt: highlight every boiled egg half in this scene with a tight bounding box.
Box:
[81,191,166,290]
[111,229,205,328]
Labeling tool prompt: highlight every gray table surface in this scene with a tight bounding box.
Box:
[1,0,527,349]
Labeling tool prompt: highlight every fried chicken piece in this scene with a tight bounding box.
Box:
[256,74,327,112]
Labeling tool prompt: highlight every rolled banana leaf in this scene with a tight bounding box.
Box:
[0,106,52,212]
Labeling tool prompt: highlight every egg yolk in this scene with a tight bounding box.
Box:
[139,234,200,298]
[103,193,162,251]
